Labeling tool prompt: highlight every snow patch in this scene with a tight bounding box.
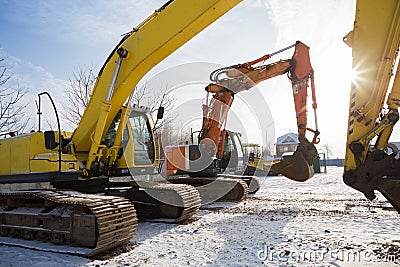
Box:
[0,167,399,266]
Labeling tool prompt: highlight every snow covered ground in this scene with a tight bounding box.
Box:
[1,167,399,266]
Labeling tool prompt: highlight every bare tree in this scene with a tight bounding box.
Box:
[320,143,333,159]
[62,67,176,132]
[177,126,192,145]
[131,82,177,160]
[0,57,28,134]
[62,66,179,164]
[62,66,96,128]
[263,142,275,158]
[131,82,175,132]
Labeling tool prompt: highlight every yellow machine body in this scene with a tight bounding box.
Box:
[343,0,400,212]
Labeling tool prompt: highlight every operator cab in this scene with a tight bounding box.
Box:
[105,106,157,176]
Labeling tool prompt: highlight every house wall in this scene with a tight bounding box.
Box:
[276,144,298,157]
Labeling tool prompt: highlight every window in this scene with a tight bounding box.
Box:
[128,111,155,165]
[102,111,121,147]
[279,146,289,153]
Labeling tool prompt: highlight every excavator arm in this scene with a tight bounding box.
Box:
[343,0,400,212]
[199,41,319,181]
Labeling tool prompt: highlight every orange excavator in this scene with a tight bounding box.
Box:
[204,41,320,181]
[165,41,320,203]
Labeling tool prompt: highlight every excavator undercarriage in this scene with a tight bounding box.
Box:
[217,173,261,194]
[0,175,202,255]
[168,177,249,205]
[105,181,201,223]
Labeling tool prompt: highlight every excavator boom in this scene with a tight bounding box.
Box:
[71,0,242,161]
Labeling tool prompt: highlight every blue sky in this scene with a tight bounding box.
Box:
[0,0,359,158]
[0,1,165,77]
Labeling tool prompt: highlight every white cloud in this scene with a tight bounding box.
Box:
[5,1,166,46]
[1,51,70,131]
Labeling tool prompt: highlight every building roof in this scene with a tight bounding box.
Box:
[276,132,299,145]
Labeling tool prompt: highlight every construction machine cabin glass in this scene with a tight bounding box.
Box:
[129,110,155,165]
[220,131,245,173]
[104,107,156,177]
[102,111,121,148]
[220,131,235,171]
[119,109,156,168]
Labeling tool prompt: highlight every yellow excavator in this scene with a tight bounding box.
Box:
[165,41,320,204]
[0,0,243,256]
[343,0,400,212]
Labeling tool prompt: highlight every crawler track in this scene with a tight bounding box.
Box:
[0,190,137,257]
[218,174,261,194]
[106,182,201,223]
[167,177,249,205]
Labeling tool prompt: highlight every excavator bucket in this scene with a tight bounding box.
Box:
[343,150,400,213]
[376,179,400,213]
[270,136,319,182]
